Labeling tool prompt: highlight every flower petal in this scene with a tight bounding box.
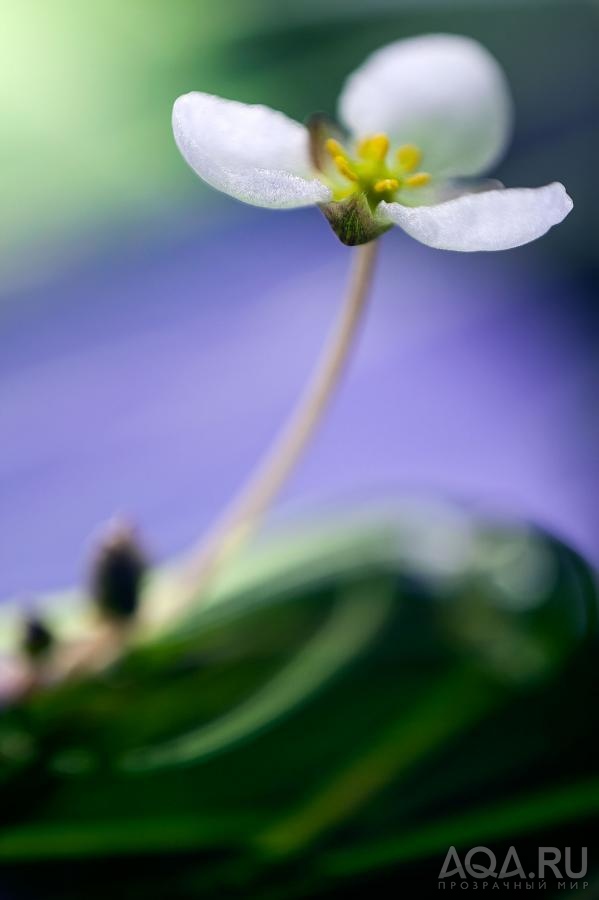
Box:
[377,183,573,252]
[173,92,331,208]
[338,34,513,178]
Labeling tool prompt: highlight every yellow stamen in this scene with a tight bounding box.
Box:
[358,133,390,162]
[324,138,346,160]
[397,144,422,172]
[373,178,400,193]
[334,155,359,182]
[404,171,431,188]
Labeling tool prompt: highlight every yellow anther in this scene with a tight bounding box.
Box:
[334,155,359,182]
[358,133,390,162]
[404,171,431,188]
[397,144,422,172]
[325,138,346,160]
[373,178,400,193]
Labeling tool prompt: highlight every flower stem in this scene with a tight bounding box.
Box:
[0,242,378,695]
[180,239,379,600]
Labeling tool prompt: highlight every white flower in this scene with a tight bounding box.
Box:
[172,34,572,250]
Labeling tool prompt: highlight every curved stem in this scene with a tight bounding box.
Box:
[181,239,379,598]
[0,242,379,696]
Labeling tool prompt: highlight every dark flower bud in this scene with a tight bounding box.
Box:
[90,520,147,621]
[22,615,53,660]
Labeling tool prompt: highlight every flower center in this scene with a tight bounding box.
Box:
[323,133,431,206]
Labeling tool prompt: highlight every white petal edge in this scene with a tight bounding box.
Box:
[339,34,513,178]
[377,183,573,252]
[173,92,331,209]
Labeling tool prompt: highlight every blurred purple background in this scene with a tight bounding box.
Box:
[1,207,597,599]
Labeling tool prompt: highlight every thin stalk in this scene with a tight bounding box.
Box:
[0,241,378,696]
[179,239,379,601]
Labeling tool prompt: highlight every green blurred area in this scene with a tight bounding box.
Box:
[1,509,597,897]
[2,0,598,286]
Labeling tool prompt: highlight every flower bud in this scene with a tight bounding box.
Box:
[22,615,53,660]
[90,520,147,621]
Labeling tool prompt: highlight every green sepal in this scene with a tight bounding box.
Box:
[319,193,392,246]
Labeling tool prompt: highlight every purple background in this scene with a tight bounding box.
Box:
[1,207,597,598]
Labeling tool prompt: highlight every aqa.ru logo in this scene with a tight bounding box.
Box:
[438,846,588,890]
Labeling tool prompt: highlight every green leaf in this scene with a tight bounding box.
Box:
[0,508,597,899]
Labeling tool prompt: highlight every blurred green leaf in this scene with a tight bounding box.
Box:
[0,508,597,897]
